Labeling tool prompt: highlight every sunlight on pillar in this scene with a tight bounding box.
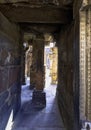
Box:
[44,41,58,88]
[50,42,54,48]
[5,110,14,130]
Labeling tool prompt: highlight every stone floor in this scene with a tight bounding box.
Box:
[7,68,66,130]
[9,79,66,130]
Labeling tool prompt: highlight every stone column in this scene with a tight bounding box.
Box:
[51,47,58,84]
[21,45,28,85]
[25,45,32,77]
[80,11,86,121]
[80,9,91,122]
[85,8,91,121]
[30,34,46,107]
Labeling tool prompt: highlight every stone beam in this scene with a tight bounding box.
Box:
[0,5,73,24]
[0,12,20,43]
[63,0,73,5]
[20,23,60,33]
[0,0,24,3]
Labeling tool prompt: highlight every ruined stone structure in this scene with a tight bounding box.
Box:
[0,0,91,130]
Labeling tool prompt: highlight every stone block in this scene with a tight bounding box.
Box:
[32,90,46,108]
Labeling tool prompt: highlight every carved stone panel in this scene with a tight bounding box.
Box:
[80,8,91,121]
[80,11,86,120]
[85,8,91,120]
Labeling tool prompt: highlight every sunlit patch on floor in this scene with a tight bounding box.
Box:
[5,110,14,130]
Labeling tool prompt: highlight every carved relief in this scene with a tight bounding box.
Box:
[80,11,86,120]
[80,8,91,121]
[86,8,91,120]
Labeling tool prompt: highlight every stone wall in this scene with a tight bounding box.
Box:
[57,1,82,130]
[57,23,74,130]
[0,12,22,130]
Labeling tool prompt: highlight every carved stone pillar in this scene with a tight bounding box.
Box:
[80,8,91,123]
[80,11,86,121]
[85,8,91,121]
[51,47,58,84]
[30,34,46,107]
[21,47,26,85]
[25,45,32,77]
[30,36,44,90]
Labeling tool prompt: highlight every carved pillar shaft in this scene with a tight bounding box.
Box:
[30,35,45,90]
[80,11,86,120]
[51,47,58,84]
[80,8,91,122]
[30,35,46,107]
[21,47,26,85]
[86,8,91,120]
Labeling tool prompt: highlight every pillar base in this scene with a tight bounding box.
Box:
[32,89,46,108]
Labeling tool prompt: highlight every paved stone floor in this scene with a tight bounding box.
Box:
[10,70,66,130]
[10,83,65,130]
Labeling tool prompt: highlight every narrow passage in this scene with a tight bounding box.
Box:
[11,78,65,130]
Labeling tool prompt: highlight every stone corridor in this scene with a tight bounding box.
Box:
[10,79,65,130]
[1,1,91,130]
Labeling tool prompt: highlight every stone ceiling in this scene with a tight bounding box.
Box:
[0,0,74,34]
[0,0,73,5]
